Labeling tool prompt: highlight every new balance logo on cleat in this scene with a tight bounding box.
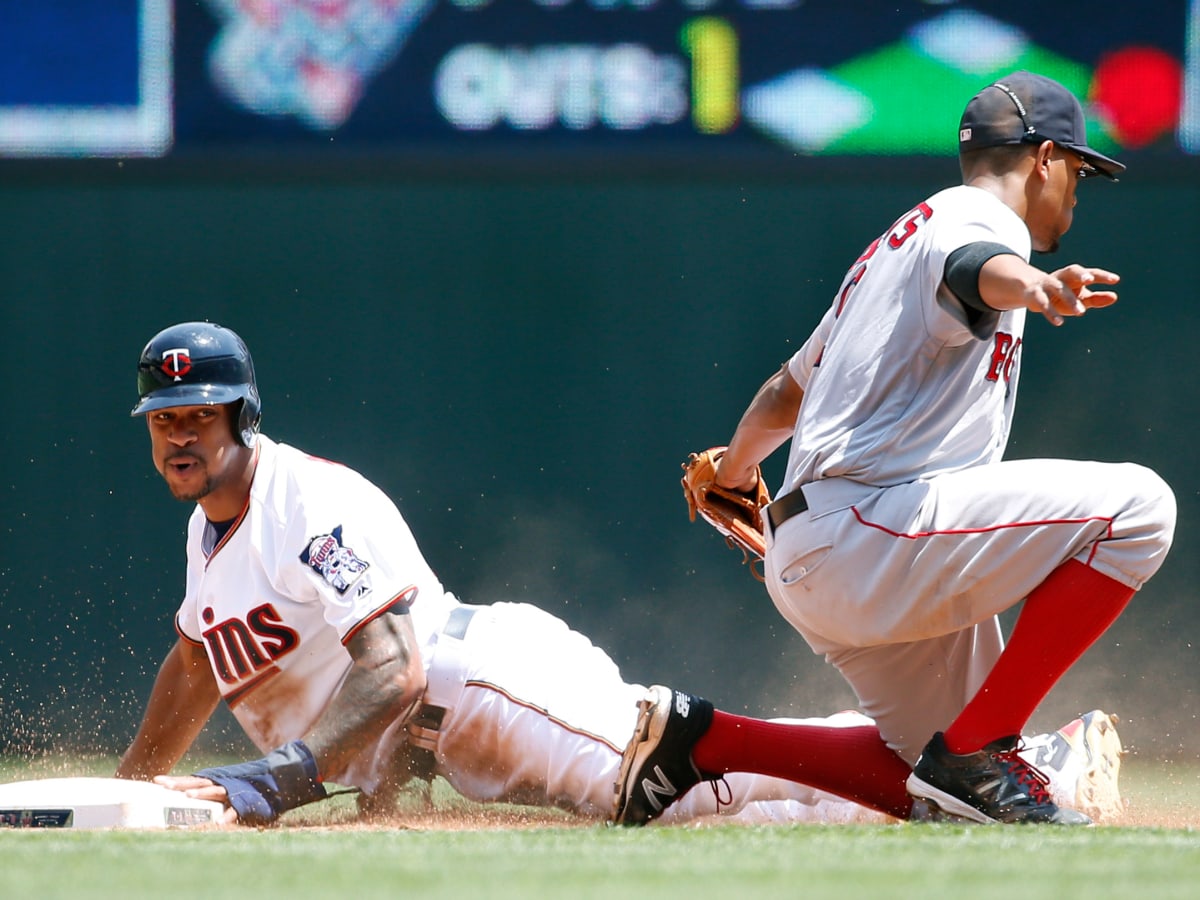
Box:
[611,685,715,826]
[639,765,677,813]
[977,772,1033,809]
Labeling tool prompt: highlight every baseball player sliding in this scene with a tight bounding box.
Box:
[116,322,1122,827]
[645,71,1176,827]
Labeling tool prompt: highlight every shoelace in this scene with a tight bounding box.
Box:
[994,749,1053,804]
[707,775,733,813]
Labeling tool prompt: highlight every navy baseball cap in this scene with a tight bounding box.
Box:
[958,71,1124,180]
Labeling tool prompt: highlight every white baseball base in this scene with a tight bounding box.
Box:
[0,777,225,829]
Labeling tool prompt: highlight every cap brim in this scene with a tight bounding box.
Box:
[1066,143,1125,180]
[129,383,244,416]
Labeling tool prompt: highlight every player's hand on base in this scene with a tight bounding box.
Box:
[153,774,240,824]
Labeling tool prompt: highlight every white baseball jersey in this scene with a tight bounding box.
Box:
[176,435,457,790]
[763,184,1175,761]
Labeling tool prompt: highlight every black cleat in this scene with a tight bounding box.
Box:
[611,685,714,825]
[906,732,1092,825]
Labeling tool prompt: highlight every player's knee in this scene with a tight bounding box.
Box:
[1119,462,1177,557]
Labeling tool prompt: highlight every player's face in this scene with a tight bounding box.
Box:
[1029,146,1084,253]
[146,403,252,515]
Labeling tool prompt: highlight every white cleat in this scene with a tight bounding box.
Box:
[1023,710,1125,823]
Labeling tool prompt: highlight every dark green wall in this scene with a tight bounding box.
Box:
[1,167,1196,758]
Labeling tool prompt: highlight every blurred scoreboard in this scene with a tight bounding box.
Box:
[0,0,171,156]
[2,0,1196,165]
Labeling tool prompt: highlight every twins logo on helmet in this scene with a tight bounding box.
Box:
[130,321,262,447]
[161,348,192,380]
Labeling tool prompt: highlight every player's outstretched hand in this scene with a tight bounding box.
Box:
[154,774,240,824]
[1031,265,1120,325]
[188,741,327,826]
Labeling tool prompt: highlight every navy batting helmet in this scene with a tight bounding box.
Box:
[130,322,262,447]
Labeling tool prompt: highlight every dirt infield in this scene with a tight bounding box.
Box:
[278,754,1200,831]
[4,755,1197,831]
[285,787,1199,832]
[288,805,1196,832]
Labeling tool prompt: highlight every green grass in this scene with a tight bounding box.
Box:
[3,755,1199,899]
[3,823,1200,899]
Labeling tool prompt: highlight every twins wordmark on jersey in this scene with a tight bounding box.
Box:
[200,603,299,686]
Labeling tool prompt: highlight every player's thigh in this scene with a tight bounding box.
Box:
[434,603,643,814]
[909,459,1116,608]
[925,458,1174,586]
[825,619,1004,764]
[919,458,1148,530]
[461,602,646,746]
[772,462,1137,647]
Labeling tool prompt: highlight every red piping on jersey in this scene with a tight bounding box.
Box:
[341,585,419,646]
[203,443,261,567]
[850,506,1114,565]
[224,665,281,708]
[460,680,623,755]
[175,619,205,646]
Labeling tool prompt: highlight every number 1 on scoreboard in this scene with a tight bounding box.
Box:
[681,17,740,135]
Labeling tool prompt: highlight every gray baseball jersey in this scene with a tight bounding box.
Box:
[782,185,1029,492]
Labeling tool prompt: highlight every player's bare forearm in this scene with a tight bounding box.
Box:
[147,614,423,824]
[300,612,426,777]
[978,255,1119,326]
[720,365,804,490]
[116,639,221,780]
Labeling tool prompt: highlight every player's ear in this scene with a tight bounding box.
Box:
[1034,140,1056,182]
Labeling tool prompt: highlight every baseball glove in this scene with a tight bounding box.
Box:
[681,447,769,578]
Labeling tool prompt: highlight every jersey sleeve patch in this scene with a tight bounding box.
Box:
[300,525,370,595]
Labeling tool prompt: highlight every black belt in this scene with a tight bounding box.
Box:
[766,487,809,531]
[405,704,445,783]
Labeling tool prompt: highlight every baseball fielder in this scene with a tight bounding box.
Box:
[116,322,1119,827]
[701,72,1175,825]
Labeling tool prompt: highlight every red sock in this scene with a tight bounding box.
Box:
[943,559,1135,754]
[691,712,914,819]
